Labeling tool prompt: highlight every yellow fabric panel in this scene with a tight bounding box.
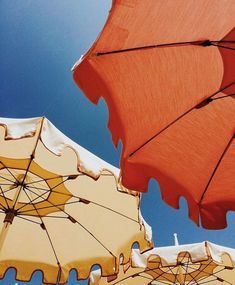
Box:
[0,118,152,284]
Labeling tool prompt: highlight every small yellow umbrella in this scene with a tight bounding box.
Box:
[90,241,235,285]
[0,117,152,284]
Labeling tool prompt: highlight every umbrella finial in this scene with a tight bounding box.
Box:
[174,233,179,246]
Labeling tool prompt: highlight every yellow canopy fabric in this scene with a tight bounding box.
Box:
[0,117,152,284]
[90,241,235,285]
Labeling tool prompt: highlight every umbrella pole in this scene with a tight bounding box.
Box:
[0,183,22,251]
[0,118,44,250]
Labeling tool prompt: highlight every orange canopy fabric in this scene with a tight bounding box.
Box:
[73,0,235,229]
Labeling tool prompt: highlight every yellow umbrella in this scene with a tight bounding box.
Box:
[0,117,152,284]
[90,241,235,285]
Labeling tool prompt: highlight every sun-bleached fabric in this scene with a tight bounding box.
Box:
[131,242,235,267]
[0,117,153,284]
[73,0,235,229]
[208,242,235,263]
[131,243,207,267]
[89,241,235,285]
[0,117,119,178]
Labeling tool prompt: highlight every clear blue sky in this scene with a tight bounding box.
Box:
[0,1,235,284]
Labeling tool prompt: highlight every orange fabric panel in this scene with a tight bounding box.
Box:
[94,0,235,52]
[219,28,235,93]
[73,0,235,229]
[122,97,235,229]
[201,139,235,229]
[75,46,223,153]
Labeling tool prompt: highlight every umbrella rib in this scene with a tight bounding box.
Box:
[74,218,116,258]
[21,187,62,273]
[112,265,174,285]
[219,41,235,43]
[0,174,16,184]
[0,181,19,193]
[182,267,201,285]
[25,182,66,193]
[167,266,186,285]
[212,93,235,101]
[0,161,18,182]
[49,189,140,223]
[0,201,7,211]
[47,202,116,258]
[175,252,191,285]
[161,265,185,283]
[111,273,139,285]
[20,186,116,258]
[148,264,180,284]
[128,80,235,157]
[23,184,140,224]
[26,175,67,185]
[211,266,234,285]
[199,134,235,204]
[186,263,226,285]
[145,263,177,284]
[192,278,217,285]
[212,278,233,285]
[33,214,68,219]
[15,215,42,225]
[183,258,192,284]
[187,260,214,285]
[16,178,70,212]
[16,187,50,212]
[0,185,10,209]
[145,275,172,285]
[196,266,233,285]
[96,39,229,56]
[28,179,67,192]
[17,185,71,213]
[25,174,80,185]
[212,43,235,51]
[12,118,45,209]
[18,200,79,214]
[13,165,32,208]
[85,199,140,223]
[198,277,232,285]
[149,280,172,285]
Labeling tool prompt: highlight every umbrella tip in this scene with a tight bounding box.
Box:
[174,233,179,246]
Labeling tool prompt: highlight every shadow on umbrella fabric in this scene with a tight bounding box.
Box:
[0,117,153,284]
[73,0,235,230]
[90,241,235,285]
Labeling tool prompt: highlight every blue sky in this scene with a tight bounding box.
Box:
[0,1,235,284]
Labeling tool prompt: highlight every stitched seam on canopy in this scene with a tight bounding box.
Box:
[199,134,235,205]
[22,187,62,284]
[95,40,235,56]
[128,81,235,158]
[12,118,45,209]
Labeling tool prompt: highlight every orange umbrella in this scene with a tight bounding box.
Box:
[73,0,235,230]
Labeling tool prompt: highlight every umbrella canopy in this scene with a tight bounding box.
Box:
[0,117,152,284]
[73,0,235,230]
[90,241,235,285]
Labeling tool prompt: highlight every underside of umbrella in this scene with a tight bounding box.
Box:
[0,117,152,284]
[73,0,235,229]
[89,241,235,285]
